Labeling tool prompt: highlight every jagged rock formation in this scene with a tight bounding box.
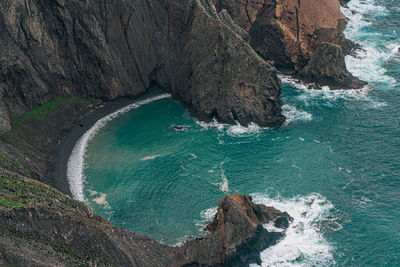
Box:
[299,42,366,89]
[0,0,284,135]
[214,0,366,89]
[0,170,291,267]
[177,194,292,266]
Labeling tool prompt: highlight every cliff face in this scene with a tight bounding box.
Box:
[0,0,284,135]
[215,0,366,89]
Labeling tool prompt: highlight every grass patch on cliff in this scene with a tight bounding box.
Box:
[1,95,101,158]
[12,95,100,124]
[0,152,23,172]
[0,170,62,209]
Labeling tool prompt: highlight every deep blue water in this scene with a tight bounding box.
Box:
[69,0,400,265]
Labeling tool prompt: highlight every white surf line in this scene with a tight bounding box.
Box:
[67,93,171,201]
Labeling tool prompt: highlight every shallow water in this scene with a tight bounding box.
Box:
[69,0,400,265]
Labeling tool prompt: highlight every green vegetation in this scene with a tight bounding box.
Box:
[12,95,99,124]
[1,95,100,151]
[213,229,221,237]
[0,171,60,209]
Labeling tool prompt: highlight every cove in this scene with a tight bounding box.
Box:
[67,0,400,265]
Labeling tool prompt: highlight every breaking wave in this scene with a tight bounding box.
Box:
[250,193,339,267]
[341,0,397,86]
[281,104,312,124]
[196,119,264,137]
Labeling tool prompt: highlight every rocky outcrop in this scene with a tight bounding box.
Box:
[215,0,366,89]
[0,170,291,266]
[0,0,284,134]
[300,42,367,89]
[177,194,292,266]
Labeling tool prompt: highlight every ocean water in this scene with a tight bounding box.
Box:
[68,0,400,265]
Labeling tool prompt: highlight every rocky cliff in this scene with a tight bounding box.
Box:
[214,0,366,89]
[0,170,291,267]
[0,0,364,265]
[0,0,285,135]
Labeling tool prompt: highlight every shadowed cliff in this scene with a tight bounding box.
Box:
[0,0,284,135]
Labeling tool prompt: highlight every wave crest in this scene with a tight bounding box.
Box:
[250,193,338,267]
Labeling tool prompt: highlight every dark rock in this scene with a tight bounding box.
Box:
[339,0,351,7]
[0,172,291,267]
[171,125,188,131]
[0,0,284,131]
[178,194,292,266]
[299,42,367,89]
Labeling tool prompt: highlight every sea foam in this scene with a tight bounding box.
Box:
[196,119,264,137]
[341,0,396,86]
[281,104,312,124]
[250,193,338,267]
[67,94,171,201]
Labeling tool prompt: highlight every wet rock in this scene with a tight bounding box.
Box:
[299,42,367,89]
[178,194,292,266]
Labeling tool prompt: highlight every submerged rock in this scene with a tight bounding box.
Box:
[171,125,189,131]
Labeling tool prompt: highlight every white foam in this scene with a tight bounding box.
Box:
[281,74,387,108]
[218,160,229,193]
[196,119,266,137]
[141,155,161,161]
[281,104,312,124]
[199,207,218,223]
[250,193,338,267]
[280,74,371,100]
[93,193,108,206]
[67,94,171,201]
[341,0,396,85]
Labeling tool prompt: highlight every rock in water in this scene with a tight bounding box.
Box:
[0,172,292,266]
[177,194,292,266]
[215,0,367,89]
[299,43,367,89]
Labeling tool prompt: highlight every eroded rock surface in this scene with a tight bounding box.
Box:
[0,0,284,133]
[215,0,366,89]
[300,42,367,89]
[178,194,292,266]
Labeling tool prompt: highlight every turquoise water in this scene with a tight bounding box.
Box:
[72,0,400,265]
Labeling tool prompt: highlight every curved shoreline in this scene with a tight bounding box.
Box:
[48,87,168,197]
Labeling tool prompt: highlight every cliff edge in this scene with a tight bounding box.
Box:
[0,0,284,135]
[0,170,291,266]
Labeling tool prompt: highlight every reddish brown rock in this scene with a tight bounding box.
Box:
[216,0,366,89]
